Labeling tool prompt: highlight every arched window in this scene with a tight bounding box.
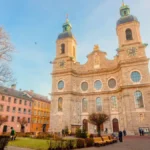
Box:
[61,44,65,54]
[96,97,102,112]
[126,29,133,40]
[58,97,63,112]
[111,96,117,110]
[82,98,88,112]
[134,91,144,108]
[124,11,127,15]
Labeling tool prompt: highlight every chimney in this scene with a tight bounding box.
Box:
[11,84,16,90]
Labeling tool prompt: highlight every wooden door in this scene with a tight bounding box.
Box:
[112,118,119,132]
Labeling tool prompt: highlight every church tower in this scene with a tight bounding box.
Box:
[116,2,148,60]
[56,17,77,62]
[116,2,142,48]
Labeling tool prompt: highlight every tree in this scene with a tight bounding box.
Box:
[0,27,14,84]
[88,113,109,137]
[17,117,28,133]
[0,116,7,126]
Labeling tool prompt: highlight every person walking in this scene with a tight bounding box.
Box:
[118,131,123,142]
[123,129,127,136]
[139,128,142,136]
[10,127,15,141]
[105,128,108,134]
[141,129,144,136]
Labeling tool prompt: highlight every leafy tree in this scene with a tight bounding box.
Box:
[0,116,7,126]
[88,113,109,137]
[0,27,14,84]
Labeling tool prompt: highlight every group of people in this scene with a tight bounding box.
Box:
[139,128,145,136]
[118,130,126,142]
[111,129,127,143]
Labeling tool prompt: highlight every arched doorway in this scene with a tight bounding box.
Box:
[3,125,7,133]
[112,118,119,132]
[21,125,25,133]
[42,124,46,132]
[83,119,88,132]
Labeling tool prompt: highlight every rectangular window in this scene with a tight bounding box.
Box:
[12,107,16,113]
[34,101,36,106]
[19,100,22,104]
[28,109,31,114]
[17,117,20,121]
[38,102,40,107]
[14,98,17,104]
[18,108,21,113]
[2,96,5,101]
[0,105,4,112]
[11,116,15,122]
[24,100,27,105]
[28,118,30,123]
[24,109,26,114]
[29,102,32,106]
[6,106,10,112]
[8,97,11,102]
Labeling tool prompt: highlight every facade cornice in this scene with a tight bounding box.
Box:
[50,83,150,96]
[52,57,149,76]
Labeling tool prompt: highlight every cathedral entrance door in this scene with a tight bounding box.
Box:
[83,119,88,132]
[112,118,119,132]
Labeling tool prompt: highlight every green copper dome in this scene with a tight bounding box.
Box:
[117,3,139,26]
[57,18,73,40]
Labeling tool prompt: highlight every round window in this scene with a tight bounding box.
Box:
[94,80,102,90]
[131,71,141,82]
[108,78,116,89]
[58,80,64,90]
[81,82,88,91]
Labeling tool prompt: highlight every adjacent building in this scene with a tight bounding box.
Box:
[50,3,150,135]
[0,85,32,133]
[0,85,50,134]
[26,90,50,133]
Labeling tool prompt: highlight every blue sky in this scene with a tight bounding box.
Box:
[0,0,150,97]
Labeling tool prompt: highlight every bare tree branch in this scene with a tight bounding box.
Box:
[0,27,15,84]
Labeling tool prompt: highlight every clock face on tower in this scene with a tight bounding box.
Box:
[59,60,65,68]
[127,47,137,56]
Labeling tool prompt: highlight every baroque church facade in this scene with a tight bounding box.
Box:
[49,3,150,135]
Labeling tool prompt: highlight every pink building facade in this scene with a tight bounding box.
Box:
[0,85,32,134]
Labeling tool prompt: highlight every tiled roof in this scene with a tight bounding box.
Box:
[0,86,32,101]
[25,91,50,103]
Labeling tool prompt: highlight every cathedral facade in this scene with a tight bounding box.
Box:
[49,3,150,135]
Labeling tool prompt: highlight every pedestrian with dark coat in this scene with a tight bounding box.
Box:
[123,129,127,136]
[139,128,142,136]
[141,129,144,136]
[118,131,123,142]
